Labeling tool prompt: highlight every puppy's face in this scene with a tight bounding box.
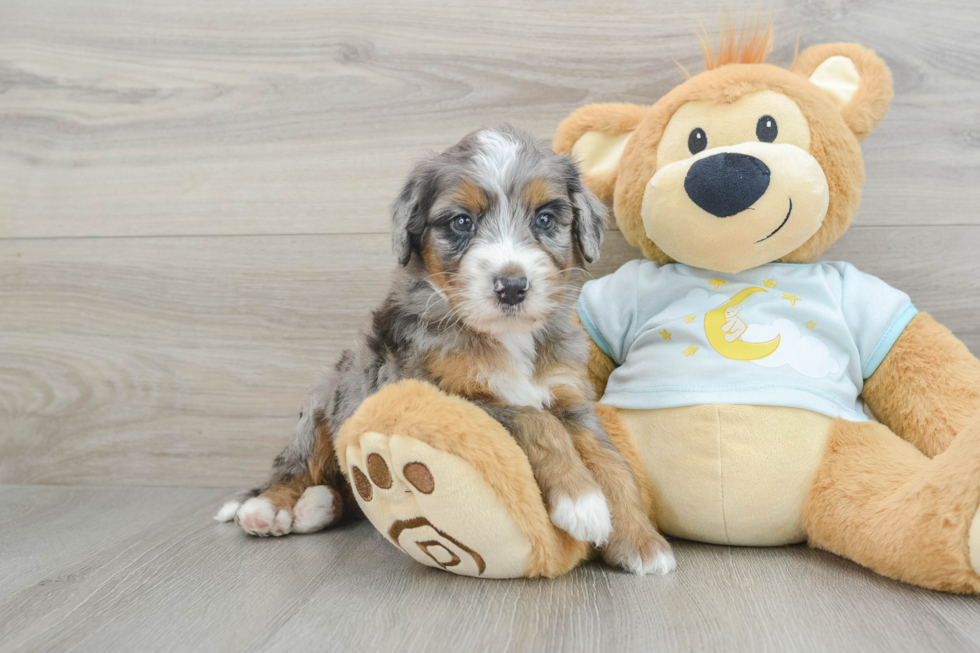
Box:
[393,128,606,335]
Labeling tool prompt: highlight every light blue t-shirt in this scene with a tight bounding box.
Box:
[578,260,918,422]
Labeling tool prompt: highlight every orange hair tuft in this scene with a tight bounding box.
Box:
[698,13,774,71]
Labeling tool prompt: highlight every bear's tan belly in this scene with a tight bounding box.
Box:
[617,404,835,546]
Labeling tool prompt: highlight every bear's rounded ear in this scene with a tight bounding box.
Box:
[553,103,648,202]
[791,43,894,142]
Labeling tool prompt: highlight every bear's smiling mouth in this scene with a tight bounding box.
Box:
[755,198,793,243]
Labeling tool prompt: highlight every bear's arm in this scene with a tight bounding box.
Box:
[573,311,617,398]
[587,338,617,399]
[862,312,980,457]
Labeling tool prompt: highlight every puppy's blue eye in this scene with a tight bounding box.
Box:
[451,215,474,233]
[535,212,553,229]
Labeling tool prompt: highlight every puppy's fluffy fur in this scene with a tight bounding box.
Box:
[219,127,672,573]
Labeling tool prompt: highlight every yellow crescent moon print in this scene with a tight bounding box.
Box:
[704,287,781,361]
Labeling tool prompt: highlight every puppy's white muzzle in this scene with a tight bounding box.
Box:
[457,236,555,334]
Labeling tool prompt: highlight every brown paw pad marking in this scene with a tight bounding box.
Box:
[352,466,373,501]
[389,517,486,575]
[417,541,460,568]
[367,453,392,489]
[403,462,434,494]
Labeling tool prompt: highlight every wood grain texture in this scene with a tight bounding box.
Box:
[3,226,980,487]
[0,2,979,487]
[2,0,980,239]
[0,484,978,653]
[0,234,392,486]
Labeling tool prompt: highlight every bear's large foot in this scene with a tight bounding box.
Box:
[805,416,980,593]
[346,430,531,577]
[337,380,590,579]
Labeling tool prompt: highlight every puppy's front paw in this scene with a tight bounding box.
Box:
[549,492,613,546]
[604,526,676,576]
[618,545,676,577]
[642,548,677,576]
[236,497,292,537]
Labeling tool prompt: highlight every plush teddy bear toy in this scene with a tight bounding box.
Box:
[549,27,980,593]
[337,27,980,592]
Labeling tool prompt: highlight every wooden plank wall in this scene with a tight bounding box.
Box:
[3,0,979,487]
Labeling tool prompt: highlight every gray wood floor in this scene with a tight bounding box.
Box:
[4,0,980,650]
[1,485,979,653]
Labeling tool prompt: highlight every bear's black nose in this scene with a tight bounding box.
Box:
[684,152,771,218]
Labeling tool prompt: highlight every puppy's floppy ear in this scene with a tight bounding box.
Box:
[391,160,437,266]
[553,103,648,202]
[791,43,894,142]
[565,158,608,264]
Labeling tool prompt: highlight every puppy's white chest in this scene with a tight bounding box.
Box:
[485,333,553,409]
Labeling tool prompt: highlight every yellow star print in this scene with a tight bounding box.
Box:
[684,315,697,323]
[782,293,801,306]
[683,344,699,357]
[708,279,726,289]
[806,321,816,329]
[763,278,777,289]
[660,329,672,340]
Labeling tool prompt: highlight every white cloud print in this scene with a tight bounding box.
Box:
[742,319,840,379]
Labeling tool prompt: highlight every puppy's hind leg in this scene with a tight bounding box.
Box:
[216,394,358,537]
[234,421,354,536]
[290,428,360,533]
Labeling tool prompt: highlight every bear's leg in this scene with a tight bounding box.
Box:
[803,416,980,593]
[335,379,590,578]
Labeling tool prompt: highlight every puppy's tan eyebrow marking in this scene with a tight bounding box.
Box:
[522,177,559,208]
[453,181,488,214]
[535,198,571,213]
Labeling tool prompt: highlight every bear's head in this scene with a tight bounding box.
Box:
[554,25,893,274]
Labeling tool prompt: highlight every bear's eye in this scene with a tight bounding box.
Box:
[688,128,707,155]
[756,115,778,143]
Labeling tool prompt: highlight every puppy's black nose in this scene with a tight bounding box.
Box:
[494,276,528,305]
[684,152,771,217]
